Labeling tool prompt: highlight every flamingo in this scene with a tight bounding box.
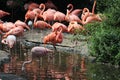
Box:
[0,22,16,32]
[81,0,96,21]
[52,22,68,32]
[45,0,58,10]
[67,4,82,16]
[14,20,30,30]
[39,3,56,24]
[24,8,41,22]
[21,46,53,80]
[81,0,102,25]
[1,35,16,48]
[33,15,52,29]
[54,11,66,22]
[67,21,85,33]
[34,20,51,29]
[0,10,10,18]
[43,26,63,50]
[24,2,39,10]
[65,7,83,25]
[2,26,24,38]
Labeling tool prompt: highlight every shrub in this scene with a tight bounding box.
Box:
[89,27,120,65]
[96,0,118,13]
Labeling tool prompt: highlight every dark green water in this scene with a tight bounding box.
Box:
[51,52,120,80]
[86,62,120,80]
[51,53,120,80]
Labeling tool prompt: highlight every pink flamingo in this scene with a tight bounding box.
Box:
[81,0,102,25]
[65,7,83,25]
[34,20,51,29]
[54,11,66,22]
[52,22,68,32]
[68,21,85,33]
[2,26,24,38]
[67,4,82,16]
[0,22,16,32]
[14,20,30,30]
[24,2,39,10]
[0,10,10,18]
[24,8,41,22]
[39,3,56,24]
[43,26,63,49]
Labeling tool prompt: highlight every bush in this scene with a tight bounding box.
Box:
[96,0,118,13]
[89,27,120,65]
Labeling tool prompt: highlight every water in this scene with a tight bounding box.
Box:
[86,62,120,80]
[1,47,120,80]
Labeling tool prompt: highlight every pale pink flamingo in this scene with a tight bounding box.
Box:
[22,46,53,80]
[1,35,16,48]
[65,8,83,25]
[67,4,82,16]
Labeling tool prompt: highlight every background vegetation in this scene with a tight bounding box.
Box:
[85,0,120,65]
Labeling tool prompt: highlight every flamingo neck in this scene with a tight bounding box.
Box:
[21,60,32,71]
[0,23,3,30]
[92,0,96,14]
[40,3,45,15]
[83,8,89,14]
[67,4,73,13]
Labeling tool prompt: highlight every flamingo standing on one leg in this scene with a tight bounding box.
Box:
[21,46,53,80]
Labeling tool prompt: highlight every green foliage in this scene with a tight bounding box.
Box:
[96,0,118,13]
[89,27,120,65]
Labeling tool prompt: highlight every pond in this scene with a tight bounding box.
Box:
[1,48,120,80]
[86,61,120,80]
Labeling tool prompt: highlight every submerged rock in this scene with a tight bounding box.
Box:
[0,72,26,80]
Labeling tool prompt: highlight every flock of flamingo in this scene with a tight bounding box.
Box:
[0,0,102,49]
[0,0,102,79]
